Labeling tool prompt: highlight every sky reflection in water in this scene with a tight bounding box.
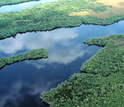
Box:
[0,0,58,13]
[0,16,124,107]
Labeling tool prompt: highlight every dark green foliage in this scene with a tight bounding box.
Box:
[0,0,40,7]
[41,72,124,107]
[81,34,124,77]
[0,48,48,69]
[41,34,124,106]
[0,0,124,39]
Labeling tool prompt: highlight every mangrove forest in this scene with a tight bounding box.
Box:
[41,34,124,107]
[0,0,124,106]
[0,48,48,69]
[0,0,124,39]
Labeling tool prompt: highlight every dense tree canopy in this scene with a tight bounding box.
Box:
[0,0,124,39]
[0,48,48,69]
[81,34,124,77]
[0,0,40,7]
[41,34,124,107]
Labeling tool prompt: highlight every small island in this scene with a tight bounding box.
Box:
[0,0,40,7]
[41,34,124,107]
[0,48,48,69]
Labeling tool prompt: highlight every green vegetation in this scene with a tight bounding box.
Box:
[41,73,124,107]
[0,0,124,39]
[0,0,40,7]
[81,34,124,77]
[41,34,124,107]
[0,48,48,69]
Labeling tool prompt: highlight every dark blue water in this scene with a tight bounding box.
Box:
[0,21,124,107]
[0,1,124,107]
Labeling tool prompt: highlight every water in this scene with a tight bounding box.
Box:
[0,1,124,107]
[0,0,58,13]
[0,21,124,107]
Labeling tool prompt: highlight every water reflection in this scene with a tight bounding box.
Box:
[0,26,98,67]
[0,21,124,107]
[0,62,54,107]
[0,0,58,13]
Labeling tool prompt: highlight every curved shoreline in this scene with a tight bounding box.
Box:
[0,48,48,70]
[41,34,124,106]
[0,0,124,40]
[0,0,40,7]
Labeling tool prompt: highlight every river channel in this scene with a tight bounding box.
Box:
[0,1,124,107]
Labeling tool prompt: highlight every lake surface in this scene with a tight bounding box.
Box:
[0,1,124,107]
[0,0,58,13]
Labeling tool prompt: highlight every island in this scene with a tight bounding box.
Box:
[0,0,40,7]
[0,48,48,69]
[0,0,124,39]
[41,34,124,107]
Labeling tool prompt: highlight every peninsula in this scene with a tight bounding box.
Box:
[41,34,124,107]
[0,48,48,69]
[0,0,124,39]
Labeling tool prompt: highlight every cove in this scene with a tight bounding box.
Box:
[0,20,124,107]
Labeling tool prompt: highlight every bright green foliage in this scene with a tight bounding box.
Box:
[81,34,124,77]
[0,0,124,39]
[41,72,124,107]
[0,48,48,69]
[0,0,40,7]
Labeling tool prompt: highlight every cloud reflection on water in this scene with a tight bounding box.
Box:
[0,20,124,107]
[0,79,53,107]
[0,27,92,69]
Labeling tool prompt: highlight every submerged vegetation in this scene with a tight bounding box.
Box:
[41,34,124,106]
[0,0,124,39]
[0,48,48,69]
[0,0,40,7]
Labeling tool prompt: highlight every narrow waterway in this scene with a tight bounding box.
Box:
[0,0,58,13]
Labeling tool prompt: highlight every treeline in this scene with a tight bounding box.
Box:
[0,0,124,39]
[0,48,48,69]
[81,34,124,77]
[0,0,40,7]
[41,34,124,106]
[41,72,124,107]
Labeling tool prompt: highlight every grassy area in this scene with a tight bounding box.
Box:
[41,34,124,107]
[69,0,124,18]
[0,48,48,69]
[0,0,40,7]
[0,0,124,39]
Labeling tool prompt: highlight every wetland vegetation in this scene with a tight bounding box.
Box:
[41,34,124,107]
[0,0,124,39]
[1,0,124,106]
[0,48,48,69]
[81,34,124,77]
[0,0,40,7]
